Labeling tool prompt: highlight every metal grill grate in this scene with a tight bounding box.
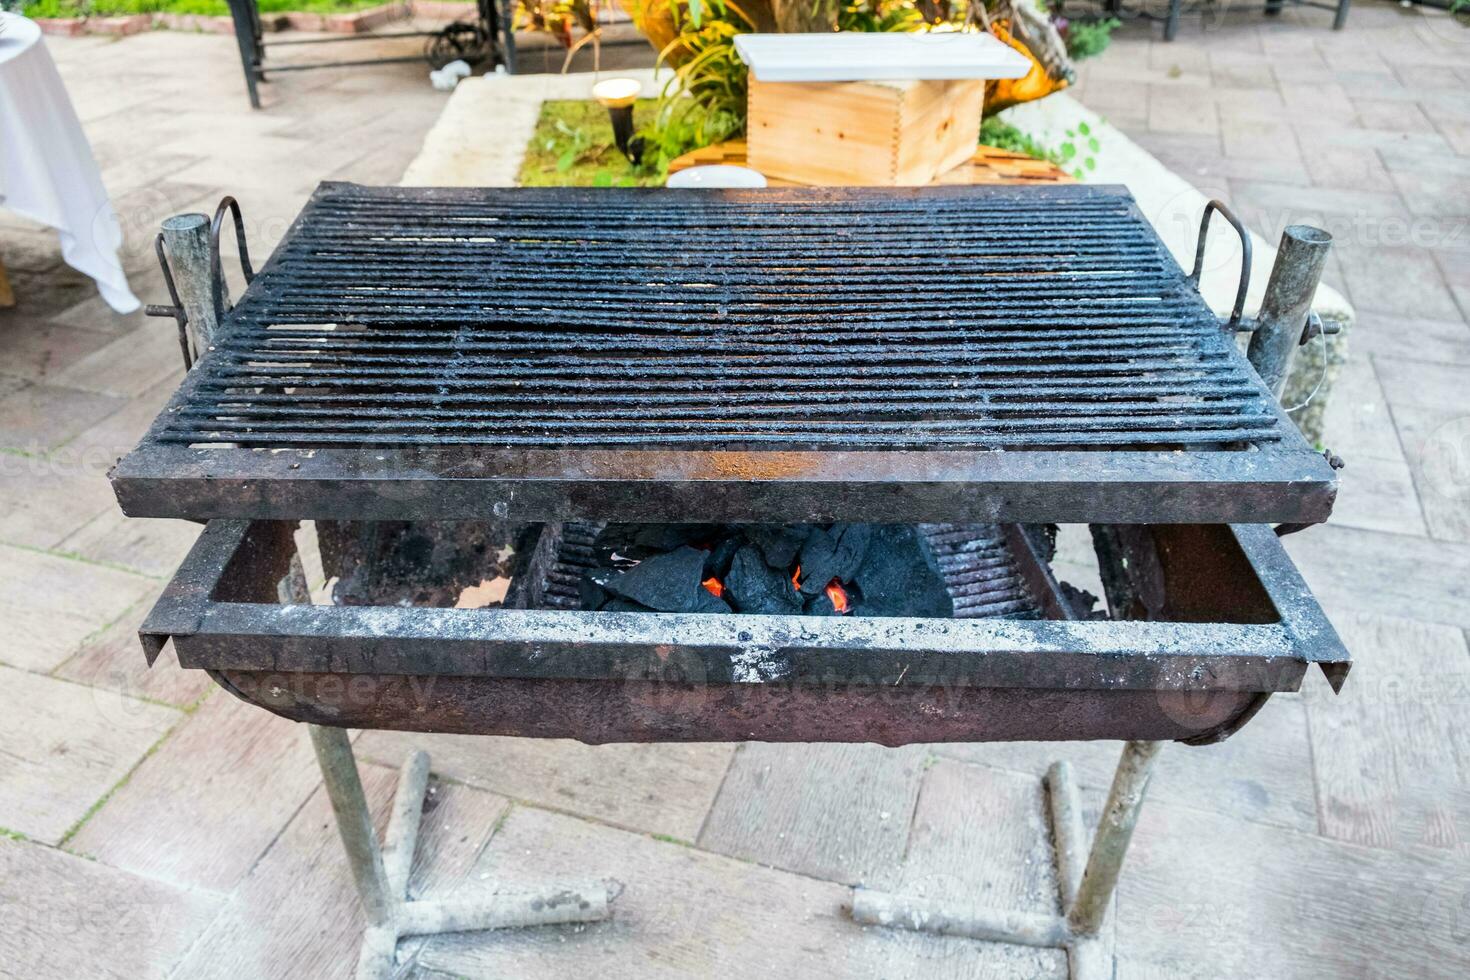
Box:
[164,183,1279,451]
[113,182,1338,525]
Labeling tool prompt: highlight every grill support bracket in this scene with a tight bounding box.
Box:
[851,742,1160,978]
[287,552,611,980]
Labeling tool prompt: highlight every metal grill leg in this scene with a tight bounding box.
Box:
[287,568,610,977]
[850,740,1163,980]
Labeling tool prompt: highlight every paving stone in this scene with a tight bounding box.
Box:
[0,543,159,672]
[1304,610,1470,851]
[884,760,1070,975]
[1147,86,1220,137]
[56,510,199,579]
[1284,524,1470,630]
[1353,98,1437,133]
[933,695,1319,835]
[0,837,222,980]
[698,743,927,887]
[175,764,507,980]
[418,804,1056,979]
[1350,314,1470,366]
[47,322,186,398]
[68,692,326,892]
[0,664,179,844]
[54,599,213,708]
[0,321,117,383]
[0,458,122,549]
[0,382,126,454]
[1302,145,1396,192]
[1378,401,1470,544]
[357,731,733,841]
[1333,244,1461,321]
[55,372,184,476]
[1280,84,1359,124]
[1116,799,1470,977]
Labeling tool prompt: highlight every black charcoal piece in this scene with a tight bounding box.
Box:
[724,545,804,615]
[705,535,742,580]
[851,525,953,618]
[804,591,840,616]
[743,525,809,569]
[602,597,653,612]
[796,524,871,594]
[604,545,728,613]
[579,566,621,609]
[593,524,707,563]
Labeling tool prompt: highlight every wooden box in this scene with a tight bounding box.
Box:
[746,76,986,187]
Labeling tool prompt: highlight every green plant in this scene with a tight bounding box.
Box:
[837,0,926,32]
[1057,119,1100,179]
[637,0,751,172]
[1062,16,1119,61]
[979,116,1061,166]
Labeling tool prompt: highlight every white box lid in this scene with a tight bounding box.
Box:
[733,31,1031,83]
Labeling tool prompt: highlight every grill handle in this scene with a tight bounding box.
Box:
[1188,200,1251,332]
[209,196,255,324]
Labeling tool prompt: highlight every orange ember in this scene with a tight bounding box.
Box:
[825,579,850,614]
[791,564,802,591]
[702,576,724,599]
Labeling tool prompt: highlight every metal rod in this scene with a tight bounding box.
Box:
[160,213,224,362]
[1045,761,1087,907]
[382,751,431,900]
[308,725,396,931]
[849,891,1069,947]
[1065,739,1164,938]
[1246,225,1332,398]
[396,888,611,935]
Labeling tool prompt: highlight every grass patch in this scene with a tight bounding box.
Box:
[517,99,666,189]
[22,0,384,18]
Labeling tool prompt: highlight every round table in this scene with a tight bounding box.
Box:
[0,13,139,313]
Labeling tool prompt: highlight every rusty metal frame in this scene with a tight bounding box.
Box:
[139,519,1347,745]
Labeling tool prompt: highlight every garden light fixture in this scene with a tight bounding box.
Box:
[591,77,644,165]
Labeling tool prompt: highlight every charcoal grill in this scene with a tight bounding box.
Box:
[113,182,1337,525]
[118,184,1349,980]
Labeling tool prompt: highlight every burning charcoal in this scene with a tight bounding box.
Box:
[688,587,733,615]
[605,545,731,613]
[804,577,854,616]
[705,535,742,580]
[796,524,871,595]
[724,545,804,615]
[851,526,953,618]
[743,525,809,569]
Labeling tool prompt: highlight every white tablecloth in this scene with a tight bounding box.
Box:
[0,13,139,313]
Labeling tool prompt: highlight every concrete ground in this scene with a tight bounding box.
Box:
[2,3,1469,977]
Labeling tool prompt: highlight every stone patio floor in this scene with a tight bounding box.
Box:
[2,4,1469,977]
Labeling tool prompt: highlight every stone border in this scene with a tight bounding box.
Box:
[33,0,471,37]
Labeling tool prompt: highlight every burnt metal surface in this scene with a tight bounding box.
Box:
[141,519,1348,743]
[111,182,1337,525]
[207,670,1261,745]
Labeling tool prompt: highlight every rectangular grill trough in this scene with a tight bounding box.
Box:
[139,518,1348,745]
